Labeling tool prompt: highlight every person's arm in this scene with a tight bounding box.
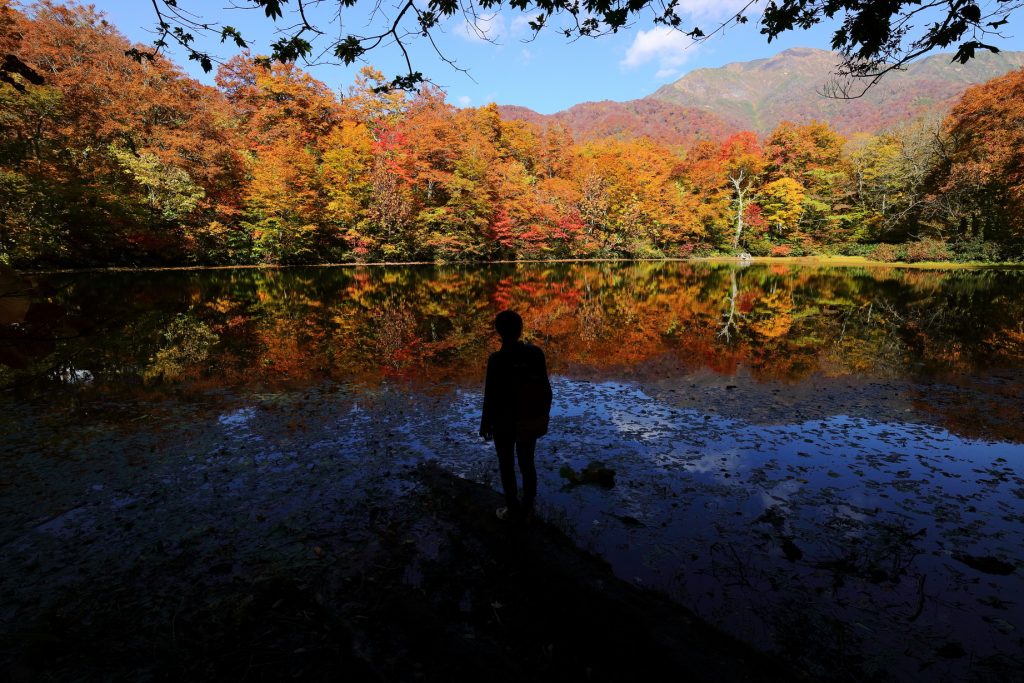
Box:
[537,346,553,408]
[480,353,495,440]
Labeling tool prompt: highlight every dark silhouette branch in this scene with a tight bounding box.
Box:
[135,0,1024,93]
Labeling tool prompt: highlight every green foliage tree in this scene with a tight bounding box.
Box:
[846,120,945,242]
[110,147,206,222]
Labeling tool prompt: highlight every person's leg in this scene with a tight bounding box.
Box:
[494,437,520,513]
[516,438,537,514]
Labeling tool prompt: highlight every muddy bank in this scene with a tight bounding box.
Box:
[1,461,792,681]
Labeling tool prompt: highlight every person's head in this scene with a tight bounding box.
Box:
[494,310,523,343]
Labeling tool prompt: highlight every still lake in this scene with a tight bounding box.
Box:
[2,261,1023,678]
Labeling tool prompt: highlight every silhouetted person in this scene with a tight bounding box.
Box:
[480,310,552,522]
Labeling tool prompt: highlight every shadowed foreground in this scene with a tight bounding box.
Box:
[3,464,794,682]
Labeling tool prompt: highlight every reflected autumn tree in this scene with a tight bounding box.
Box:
[143,314,219,382]
[5,264,1024,405]
[0,265,87,373]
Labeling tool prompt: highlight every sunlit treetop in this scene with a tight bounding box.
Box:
[140,0,1023,93]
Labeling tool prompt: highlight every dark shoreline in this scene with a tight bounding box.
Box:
[18,255,1024,276]
[1,463,799,682]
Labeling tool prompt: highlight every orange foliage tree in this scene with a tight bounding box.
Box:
[1,0,243,265]
[2,1,1023,267]
[939,67,1024,248]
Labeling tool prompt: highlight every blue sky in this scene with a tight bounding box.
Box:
[84,1,1024,114]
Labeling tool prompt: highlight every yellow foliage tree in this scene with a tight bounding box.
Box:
[758,177,806,238]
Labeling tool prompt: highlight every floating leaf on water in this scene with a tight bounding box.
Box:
[610,514,644,528]
[780,538,803,562]
[953,553,1016,575]
[982,616,1015,634]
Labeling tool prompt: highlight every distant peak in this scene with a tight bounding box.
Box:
[774,47,829,58]
[646,46,1024,136]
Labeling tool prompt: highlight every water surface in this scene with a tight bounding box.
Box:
[3,262,1023,678]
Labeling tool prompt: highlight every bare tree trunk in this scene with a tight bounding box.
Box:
[729,170,747,249]
[718,269,740,341]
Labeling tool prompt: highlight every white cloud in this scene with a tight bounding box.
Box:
[454,13,506,43]
[520,47,534,63]
[456,95,472,107]
[510,15,535,38]
[621,27,696,76]
[677,0,765,20]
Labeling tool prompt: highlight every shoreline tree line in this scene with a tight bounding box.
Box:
[1,1,1022,269]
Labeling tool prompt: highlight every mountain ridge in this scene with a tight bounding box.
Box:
[496,98,736,148]
[497,47,1024,142]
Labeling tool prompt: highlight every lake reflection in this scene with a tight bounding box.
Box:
[6,262,1024,384]
[3,262,1024,678]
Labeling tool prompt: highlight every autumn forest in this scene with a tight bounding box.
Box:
[2,0,1023,269]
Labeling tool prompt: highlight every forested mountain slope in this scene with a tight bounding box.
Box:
[496,99,735,147]
[650,47,1024,135]
[500,47,1024,141]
